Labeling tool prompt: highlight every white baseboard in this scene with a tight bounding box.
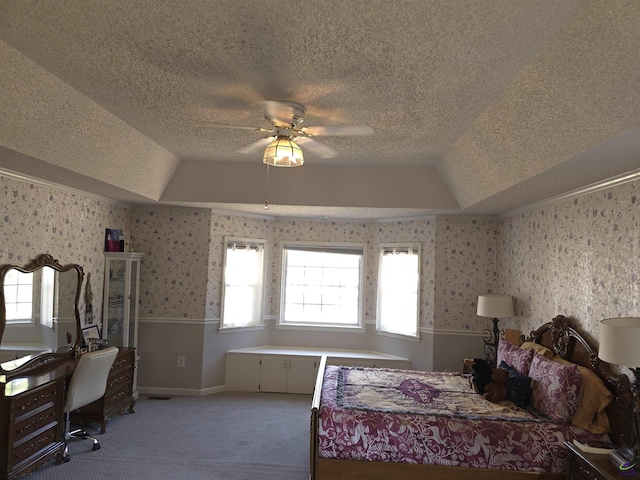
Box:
[138,385,226,397]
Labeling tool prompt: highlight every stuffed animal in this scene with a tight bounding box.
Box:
[463,357,509,403]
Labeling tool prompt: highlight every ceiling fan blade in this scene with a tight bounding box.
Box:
[237,137,274,155]
[194,122,271,132]
[301,125,374,136]
[295,137,336,158]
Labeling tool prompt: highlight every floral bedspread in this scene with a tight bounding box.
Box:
[338,368,539,420]
[318,366,608,473]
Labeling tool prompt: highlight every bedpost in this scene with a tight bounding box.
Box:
[310,355,327,480]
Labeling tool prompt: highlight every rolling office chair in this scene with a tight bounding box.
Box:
[62,346,119,461]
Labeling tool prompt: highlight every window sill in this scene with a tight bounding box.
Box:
[376,330,421,342]
[5,321,36,328]
[218,324,265,333]
[276,323,366,333]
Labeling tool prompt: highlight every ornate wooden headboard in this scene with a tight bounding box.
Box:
[525,315,635,447]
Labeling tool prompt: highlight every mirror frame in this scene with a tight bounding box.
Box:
[0,253,84,377]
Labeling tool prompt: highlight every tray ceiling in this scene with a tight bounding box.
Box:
[1,1,639,219]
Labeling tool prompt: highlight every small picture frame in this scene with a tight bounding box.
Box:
[82,325,101,343]
[105,228,124,252]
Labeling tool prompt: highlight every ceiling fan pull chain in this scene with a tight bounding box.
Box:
[264,164,270,210]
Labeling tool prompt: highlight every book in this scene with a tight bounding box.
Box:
[572,438,616,454]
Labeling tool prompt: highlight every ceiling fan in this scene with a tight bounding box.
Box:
[207,101,375,166]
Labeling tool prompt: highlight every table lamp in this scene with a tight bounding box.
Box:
[476,294,515,367]
[598,317,640,465]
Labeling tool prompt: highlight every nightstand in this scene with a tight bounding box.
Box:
[565,441,640,479]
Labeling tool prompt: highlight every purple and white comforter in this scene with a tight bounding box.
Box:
[318,366,608,473]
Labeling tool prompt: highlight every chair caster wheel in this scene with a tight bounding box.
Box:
[92,444,101,451]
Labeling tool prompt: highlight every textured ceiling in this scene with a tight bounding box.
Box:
[1,1,639,219]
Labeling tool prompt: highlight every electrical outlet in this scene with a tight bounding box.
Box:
[177,355,185,368]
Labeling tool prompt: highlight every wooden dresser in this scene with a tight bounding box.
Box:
[71,347,136,433]
[0,361,73,480]
[0,348,135,479]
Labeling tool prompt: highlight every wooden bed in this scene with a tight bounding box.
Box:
[309,315,635,480]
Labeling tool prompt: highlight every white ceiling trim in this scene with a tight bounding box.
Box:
[502,168,640,218]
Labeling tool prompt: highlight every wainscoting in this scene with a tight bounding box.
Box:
[136,318,485,396]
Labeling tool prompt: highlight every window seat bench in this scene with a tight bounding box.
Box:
[225,346,411,394]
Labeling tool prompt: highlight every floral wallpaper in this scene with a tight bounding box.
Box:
[0,173,131,330]
[6,169,639,346]
[433,216,500,331]
[497,179,640,346]
[131,207,212,319]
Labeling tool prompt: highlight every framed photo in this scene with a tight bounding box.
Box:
[82,325,101,342]
[105,228,124,252]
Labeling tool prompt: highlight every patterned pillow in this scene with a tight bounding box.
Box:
[529,354,583,423]
[499,360,532,408]
[497,338,535,375]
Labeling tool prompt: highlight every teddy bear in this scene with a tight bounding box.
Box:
[463,357,509,403]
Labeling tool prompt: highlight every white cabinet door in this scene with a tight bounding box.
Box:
[226,353,262,392]
[260,356,288,392]
[287,357,317,394]
[259,356,318,394]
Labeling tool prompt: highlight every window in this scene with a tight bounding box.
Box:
[280,243,365,328]
[377,244,420,338]
[4,269,34,323]
[221,238,266,329]
[4,268,57,327]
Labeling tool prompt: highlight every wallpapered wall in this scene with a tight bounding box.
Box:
[434,216,499,331]
[0,174,131,330]
[497,179,640,346]
[4,171,640,351]
[144,213,438,329]
[131,207,212,320]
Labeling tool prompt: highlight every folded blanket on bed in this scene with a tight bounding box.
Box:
[338,367,542,421]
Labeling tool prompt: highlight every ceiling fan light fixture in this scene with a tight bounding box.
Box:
[263,136,304,167]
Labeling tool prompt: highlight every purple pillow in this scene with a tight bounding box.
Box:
[497,338,534,375]
[528,354,583,423]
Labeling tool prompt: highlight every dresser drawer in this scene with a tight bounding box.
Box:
[111,352,133,373]
[11,426,58,468]
[13,404,58,443]
[106,368,132,391]
[571,453,602,480]
[104,384,131,411]
[13,383,59,417]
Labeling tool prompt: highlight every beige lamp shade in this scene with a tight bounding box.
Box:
[477,295,514,318]
[598,317,640,367]
[263,136,304,167]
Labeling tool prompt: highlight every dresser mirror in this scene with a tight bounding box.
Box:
[0,254,83,377]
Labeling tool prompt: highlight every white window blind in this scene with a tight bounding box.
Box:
[280,243,364,328]
[377,244,420,337]
[221,238,266,329]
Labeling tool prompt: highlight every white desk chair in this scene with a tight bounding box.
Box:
[63,346,119,461]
